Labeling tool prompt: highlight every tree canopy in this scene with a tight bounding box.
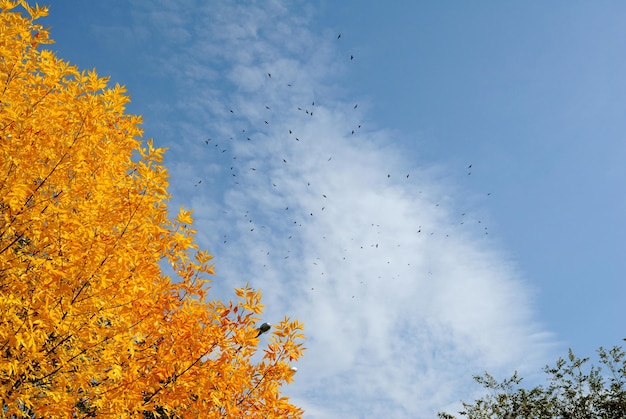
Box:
[0,1,304,417]
[439,346,626,419]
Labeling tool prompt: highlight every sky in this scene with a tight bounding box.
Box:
[40,1,625,417]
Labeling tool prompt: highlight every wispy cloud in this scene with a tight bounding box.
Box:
[116,1,555,416]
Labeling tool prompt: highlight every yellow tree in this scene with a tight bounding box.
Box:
[0,1,304,417]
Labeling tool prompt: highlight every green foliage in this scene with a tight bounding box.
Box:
[439,346,626,419]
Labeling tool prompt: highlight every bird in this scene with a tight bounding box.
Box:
[256,323,271,337]
[337,33,341,39]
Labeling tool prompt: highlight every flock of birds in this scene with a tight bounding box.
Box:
[190,33,493,299]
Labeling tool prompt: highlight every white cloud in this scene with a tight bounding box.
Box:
[122,1,555,416]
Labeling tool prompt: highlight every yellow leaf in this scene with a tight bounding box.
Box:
[0,3,304,417]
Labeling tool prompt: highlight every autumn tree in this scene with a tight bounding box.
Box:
[0,1,304,417]
[438,345,626,419]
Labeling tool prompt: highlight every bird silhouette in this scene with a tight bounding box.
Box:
[255,322,271,337]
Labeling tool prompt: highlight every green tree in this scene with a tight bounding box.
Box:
[439,346,626,419]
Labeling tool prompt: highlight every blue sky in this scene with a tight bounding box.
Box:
[42,1,624,417]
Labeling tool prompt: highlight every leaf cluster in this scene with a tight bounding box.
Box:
[439,346,626,419]
[0,2,305,417]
